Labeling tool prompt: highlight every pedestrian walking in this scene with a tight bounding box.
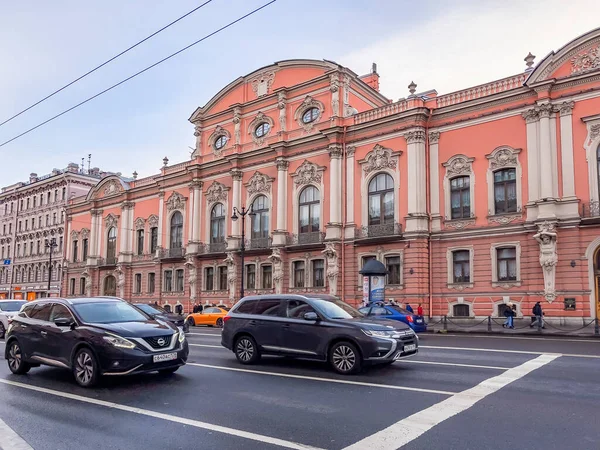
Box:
[503,303,515,329]
[417,303,424,316]
[530,301,544,328]
[405,303,414,313]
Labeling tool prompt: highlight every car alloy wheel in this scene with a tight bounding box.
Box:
[7,341,30,374]
[216,318,223,328]
[187,317,195,327]
[330,342,361,374]
[74,349,98,387]
[235,336,260,364]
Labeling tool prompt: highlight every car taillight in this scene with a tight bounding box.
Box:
[406,315,414,323]
[223,315,231,323]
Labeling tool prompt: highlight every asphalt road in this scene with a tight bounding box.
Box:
[0,331,599,450]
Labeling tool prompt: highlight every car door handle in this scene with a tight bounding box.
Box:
[249,320,257,326]
[40,331,47,335]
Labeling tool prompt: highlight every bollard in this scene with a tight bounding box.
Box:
[595,318,599,336]
[443,315,447,331]
[487,316,492,332]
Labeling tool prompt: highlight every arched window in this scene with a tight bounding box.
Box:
[210,203,225,243]
[299,186,320,234]
[106,227,117,262]
[251,196,269,239]
[368,173,394,225]
[170,211,183,249]
[103,275,116,296]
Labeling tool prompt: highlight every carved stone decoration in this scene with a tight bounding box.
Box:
[361,144,399,174]
[429,132,440,144]
[444,219,476,230]
[330,73,340,117]
[105,213,118,229]
[224,252,237,302]
[103,180,122,197]
[209,126,231,157]
[294,96,325,132]
[230,169,243,182]
[292,160,323,185]
[556,101,575,116]
[342,74,353,117]
[70,230,80,238]
[276,158,289,171]
[81,228,90,239]
[534,221,558,302]
[268,248,283,294]
[193,125,202,154]
[322,243,339,296]
[250,70,275,97]
[82,269,92,297]
[537,103,554,119]
[589,124,600,144]
[247,112,274,146]
[185,254,197,301]
[522,108,540,124]
[246,171,272,195]
[487,147,520,170]
[328,144,343,159]
[404,130,426,144]
[205,181,228,204]
[114,264,125,299]
[233,107,242,145]
[277,92,287,132]
[148,214,159,228]
[443,155,474,176]
[166,192,186,211]
[134,218,146,230]
[488,213,521,225]
[570,44,600,74]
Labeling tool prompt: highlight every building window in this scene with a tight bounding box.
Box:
[262,265,272,289]
[20,200,23,210]
[17,244,20,257]
[164,270,173,292]
[302,107,320,124]
[214,135,228,150]
[254,122,270,138]
[251,195,269,239]
[134,274,142,294]
[26,198,30,209]
[361,255,376,269]
[82,238,88,261]
[452,250,471,283]
[31,218,35,229]
[497,247,517,281]
[29,241,34,255]
[79,277,86,295]
[453,304,470,317]
[293,261,305,288]
[218,266,227,290]
[37,240,41,255]
[205,267,214,291]
[494,169,517,214]
[25,219,28,230]
[312,259,324,287]
[148,273,155,293]
[386,255,401,285]
[368,173,394,225]
[18,221,21,232]
[47,192,51,204]
[136,230,144,255]
[210,203,226,244]
[106,227,117,261]
[62,187,66,200]
[33,197,36,208]
[175,269,184,292]
[450,176,471,219]
[69,278,76,295]
[54,189,58,201]
[170,212,183,249]
[299,186,320,233]
[60,211,64,223]
[150,227,158,253]
[246,265,256,289]
[46,214,49,226]
[53,212,57,224]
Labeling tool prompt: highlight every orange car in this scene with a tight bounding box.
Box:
[186,307,229,328]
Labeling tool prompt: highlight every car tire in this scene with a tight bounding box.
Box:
[234,335,260,365]
[187,317,196,327]
[6,340,31,375]
[0,322,5,339]
[158,367,179,375]
[216,318,223,328]
[73,348,100,388]
[329,341,362,375]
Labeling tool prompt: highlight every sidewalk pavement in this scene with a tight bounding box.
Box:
[426,317,600,338]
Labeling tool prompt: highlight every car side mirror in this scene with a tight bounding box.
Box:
[55,318,74,328]
[303,312,319,321]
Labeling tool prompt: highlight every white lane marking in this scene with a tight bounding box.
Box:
[397,360,509,370]
[421,345,600,359]
[344,353,559,450]
[189,343,223,348]
[0,379,324,450]
[0,418,33,450]
[188,332,221,336]
[187,363,455,396]
[431,334,600,343]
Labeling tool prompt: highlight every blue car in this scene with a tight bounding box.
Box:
[359,304,427,333]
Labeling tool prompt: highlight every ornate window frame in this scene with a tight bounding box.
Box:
[446,246,474,290]
[167,209,185,250]
[208,126,231,157]
[204,182,229,244]
[294,96,325,132]
[260,262,273,290]
[486,146,523,223]
[247,112,274,146]
[442,154,476,229]
[382,251,404,289]
[245,193,271,240]
[289,257,309,289]
[490,242,522,288]
[447,298,474,318]
[583,114,600,210]
[291,161,326,236]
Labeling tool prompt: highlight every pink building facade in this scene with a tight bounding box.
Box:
[64,28,600,321]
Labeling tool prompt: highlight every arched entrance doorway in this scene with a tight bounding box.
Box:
[594,248,600,319]
[103,275,117,296]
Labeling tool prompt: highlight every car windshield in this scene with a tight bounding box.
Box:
[0,301,27,312]
[136,304,163,315]
[73,301,149,324]
[311,299,363,319]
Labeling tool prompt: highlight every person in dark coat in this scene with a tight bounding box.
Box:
[503,304,515,329]
[405,303,414,313]
[530,302,544,328]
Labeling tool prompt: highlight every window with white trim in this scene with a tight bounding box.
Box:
[490,242,521,285]
[293,261,305,288]
[385,255,401,285]
[447,247,474,286]
[486,147,522,216]
[312,259,324,287]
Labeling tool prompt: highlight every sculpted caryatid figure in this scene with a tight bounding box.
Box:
[533,221,558,302]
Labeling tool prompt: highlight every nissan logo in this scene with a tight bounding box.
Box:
[157,338,166,347]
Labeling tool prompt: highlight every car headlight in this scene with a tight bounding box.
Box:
[103,333,136,349]
[178,330,186,343]
[362,329,390,337]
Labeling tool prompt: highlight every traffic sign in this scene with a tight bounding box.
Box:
[3,259,10,265]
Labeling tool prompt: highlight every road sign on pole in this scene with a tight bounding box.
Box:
[3,259,10,265]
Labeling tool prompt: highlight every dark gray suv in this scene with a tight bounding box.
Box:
[221,294,418,374]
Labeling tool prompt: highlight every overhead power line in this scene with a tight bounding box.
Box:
[0,0,215,128]
[0,0,277,149]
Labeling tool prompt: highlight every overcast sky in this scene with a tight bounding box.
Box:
[0,0,597,185]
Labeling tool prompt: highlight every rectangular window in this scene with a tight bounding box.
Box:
[69,278,76,295]
[29,242,34,255]
[31,218,35,229]
[72,240,78,262]
[47,192,51,203]
[26,198,30,209]
[137,230,144,255]
[497,247,517,281]
[18,221,21,232]
[25,219,28,230]
[293,261,305,288]
[1,247,3,259]
[175,269,184,292]
[62,187,66,200]
[37,240,40,255]
[53,213,56,224]
[59,237,63,252]
[150,227,158,253]
[386,255,401,285]
[134,274,142,294]
[452,250,471,283]
[17,244,20,257]
[312,259,324,287]
[33,197,36,208]
[8,223,11,234]
[205,267,214,291]
[361,255,376,269]
[261,265,272,289]
[246,265,256,289]
[82,239,88,261]
[218,266,227,290]
[493,168,517,214]
[79,277,85,295]
[46,214,49,226]
[164,270,173,292]
[2,224,5,234]
[148,273,155,293]
[60,211,64,223]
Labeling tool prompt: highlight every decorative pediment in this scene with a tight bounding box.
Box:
[245,171,273,195]
[148,214,159,228]
[134,218,146,230]
[291,160,324,185]
[359,144,401,174]
[294,96,325,131]
[81,228,90,239]
[205,181,228,204]
[166,192,186,211]
[70,230,80,238]
[105,213,118,229]
[443,154,475,177]
[103,180,123,197]
[250,70,276,97]
[85,175,129,201]
[486,146,521,170]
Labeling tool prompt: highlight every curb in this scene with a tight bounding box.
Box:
[426,328,600,339]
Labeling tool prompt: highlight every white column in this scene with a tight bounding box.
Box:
[558,102,576,198]
[345,147,355,236]
[65,218,73,262]
[97,214,104,257]
[191,180,203,242]
[523,108,540,203]
[272,159,289,246]
[429,132,441,231]
[89,212,97,257]
[538,103,555,200]
[157,191,165,248]
[329,144,343,224]
[231,169,243,237]
[404,129,428,232]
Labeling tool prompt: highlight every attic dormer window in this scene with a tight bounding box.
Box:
[214,135,228,150]
[302,107,320,124]
[254,122,270,138]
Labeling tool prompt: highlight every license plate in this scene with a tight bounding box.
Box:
[415,319,423,323]
[153,352,177,363]
[403,344,416,353]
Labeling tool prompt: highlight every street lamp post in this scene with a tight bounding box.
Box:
[45,238,57,296]
[231,205,255,299]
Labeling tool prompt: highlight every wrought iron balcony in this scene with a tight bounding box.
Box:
[160,247,186,259]
[582,201,600,218]
[355,222,402,239]
[286,232,326,246]
[98,256,117,267]
[201,241,227,254]
[247,236,272,250]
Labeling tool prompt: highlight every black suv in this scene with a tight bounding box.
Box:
[4,297,188,387]
[221,294,418,374]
